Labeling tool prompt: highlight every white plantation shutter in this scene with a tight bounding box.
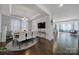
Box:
[21,19,28,31]
[11,19,21,31]
[11,18,28,31]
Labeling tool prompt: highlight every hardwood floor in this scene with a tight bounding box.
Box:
[1,33,77,55]
[0,42,6,47]
[0,37,53,55]
[24,37,53,55]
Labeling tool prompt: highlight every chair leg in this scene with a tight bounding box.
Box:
[12,40,14,47]
[19,43,21,49]
[17,41,21,49]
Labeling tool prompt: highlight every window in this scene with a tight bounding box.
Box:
[11,19,21,31]
[74,21,78,31]
[11,17,28,31]
[21,18,28,31]
[58,21,79,32]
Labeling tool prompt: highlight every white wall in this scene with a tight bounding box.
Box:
[0,14,10,42]
[0,14,1,42]
[32,20,38,31]
[0,15,11,42]
[0,14,1,32]
[32,17,47,32]
[46,16,54,40]
[32,16,53,40]
[0,5,10,16]
[0,5,11,42]
[28,20,32,31]
[1,15,11,31]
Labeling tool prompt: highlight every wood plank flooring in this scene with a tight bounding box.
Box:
[24,37,53,55]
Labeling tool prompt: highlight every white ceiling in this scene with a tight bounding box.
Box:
[41,4,59,14]
[41,4,79,21]
[0,4,48,20]
[11,4,48,20]
[1,4,79,22]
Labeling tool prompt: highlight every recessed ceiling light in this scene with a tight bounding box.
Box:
[22,17,28,21]
[21,17,25,20]
[59,4,64,7]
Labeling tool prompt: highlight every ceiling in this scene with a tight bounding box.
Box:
[0,4,48,20]
[1,4,79,22]
[41,4,59,14]
[11,4,48,20]
[41,4,79,22]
